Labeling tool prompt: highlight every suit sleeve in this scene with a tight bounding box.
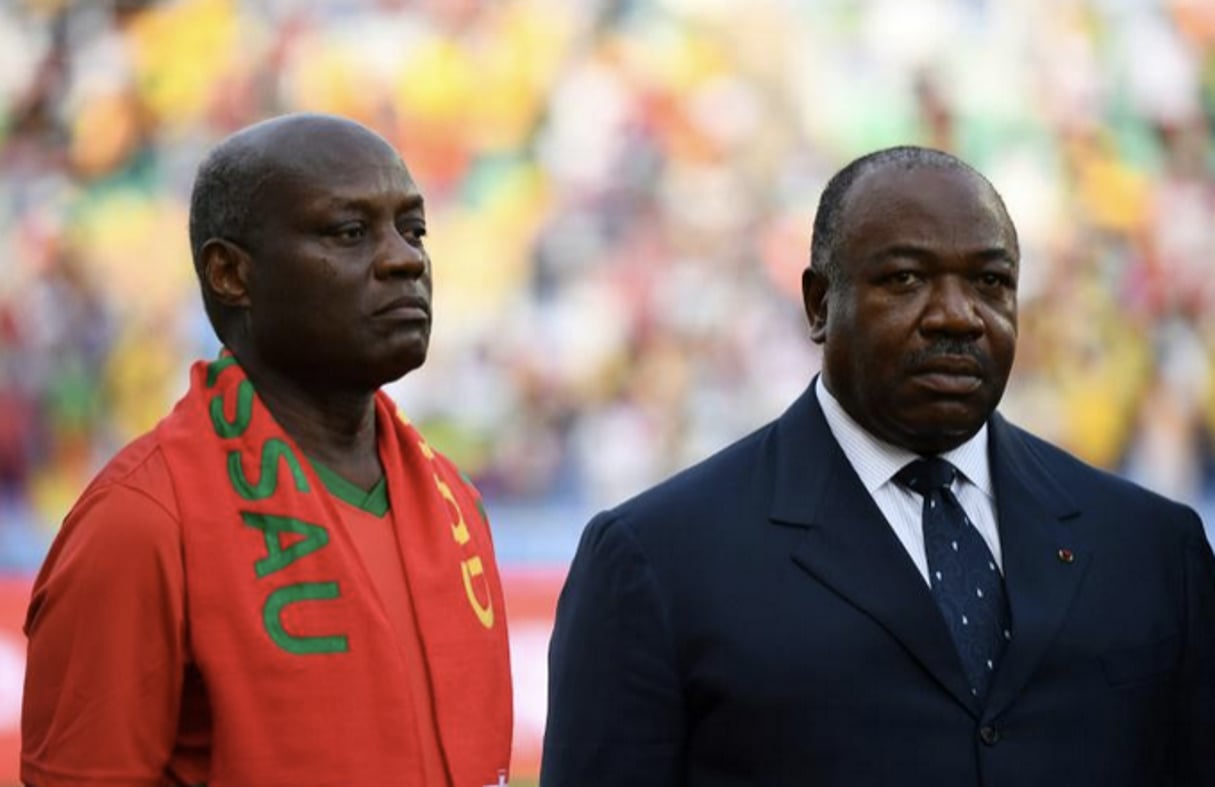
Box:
[21,482,187,787]
[542,511,685,787]
[1178,510,1215,787]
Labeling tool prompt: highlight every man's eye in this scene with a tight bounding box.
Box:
[979,272,1012,288]
[400,224,427,245]
[888,270,921,286]
[332,223,366,242]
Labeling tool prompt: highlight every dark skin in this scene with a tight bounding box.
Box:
[803,163,1019,455]
[199,115,432,489]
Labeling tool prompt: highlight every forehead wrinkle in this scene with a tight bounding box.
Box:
[974,248,1017,265]
[846,172,1015,257]
[260,159,422,218]
[319,190,425,211]
[940,211,1017,265]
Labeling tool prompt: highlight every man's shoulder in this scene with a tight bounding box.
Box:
[74,430,180,521]
[34,430,185,620]
[997,417,1199,524]
[598,419,779,535]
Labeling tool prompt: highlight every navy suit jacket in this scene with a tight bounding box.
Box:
[543,385,1215,786]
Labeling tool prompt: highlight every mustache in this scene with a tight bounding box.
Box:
[906,340,986,366]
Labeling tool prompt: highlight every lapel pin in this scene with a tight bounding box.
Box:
[1057,548,1075,564]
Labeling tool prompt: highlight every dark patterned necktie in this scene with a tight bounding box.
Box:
[894,457,1010,700]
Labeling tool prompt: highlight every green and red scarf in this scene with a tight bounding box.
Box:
[156,355,512,786]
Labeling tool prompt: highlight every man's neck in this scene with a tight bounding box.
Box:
[235,351,384,490]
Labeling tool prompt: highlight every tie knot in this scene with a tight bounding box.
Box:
[894,457,957,494]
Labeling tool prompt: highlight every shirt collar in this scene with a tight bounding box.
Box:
[814,376,993,499]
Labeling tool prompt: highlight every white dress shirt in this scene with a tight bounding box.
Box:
[814,377,1004,585]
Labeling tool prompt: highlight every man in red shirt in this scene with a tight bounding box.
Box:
[22,113,513,786]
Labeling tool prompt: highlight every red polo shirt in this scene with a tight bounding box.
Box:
[22,433,449,786]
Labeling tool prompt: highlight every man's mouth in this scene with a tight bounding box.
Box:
[911,370,983,395]
[909,357,985,394]
[374,295,430,321]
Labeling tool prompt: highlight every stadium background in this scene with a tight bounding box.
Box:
[1,0,1214,782]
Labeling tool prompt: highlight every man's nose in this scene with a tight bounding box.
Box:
[374,229,427,278]
[921,277,983,336]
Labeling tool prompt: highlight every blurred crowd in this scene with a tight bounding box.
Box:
[1,0,1214,568]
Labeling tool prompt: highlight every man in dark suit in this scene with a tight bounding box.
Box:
[542,146,1215,786]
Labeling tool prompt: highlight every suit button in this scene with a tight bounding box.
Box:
[979,725,1000,745]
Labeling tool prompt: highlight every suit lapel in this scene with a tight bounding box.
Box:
[983,414,1086,718]
[771,386,983,717]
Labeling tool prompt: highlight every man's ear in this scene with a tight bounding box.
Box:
[802,267,829,345]
[201,238,252,309]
